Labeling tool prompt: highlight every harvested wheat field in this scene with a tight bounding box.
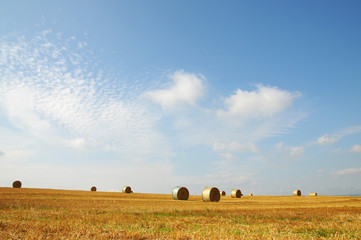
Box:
[0,188,360,239]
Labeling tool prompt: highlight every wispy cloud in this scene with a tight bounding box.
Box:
[290,147,304,156]
[316,126,361,146]
[212,141,260,161]
[3,87,51,137]
[218,153,235,160]
[0,144,36,164]
[317,134,341,146]
[340,126,361,136]
[332,167,361,177]
[350,145,361,153]
[213,141,259,153]
[0,30,169,162]
[62,138,87,151]
[274,142,304,157]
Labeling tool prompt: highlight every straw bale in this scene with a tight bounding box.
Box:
[123,186,132,193]
[91,186,97,191]
[202,187,220,202]
[12,180,22,188]
[231,189,242,198]
[293,190,301,196]
[172,186,189,200]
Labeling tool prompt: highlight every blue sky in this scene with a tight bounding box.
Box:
[1,1,360,195]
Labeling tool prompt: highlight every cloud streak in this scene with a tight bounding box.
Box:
[213,142,259,153]
[274,142,304,157]
[332,168,361,177]
[350,145,361,153]
[316,126,361,146]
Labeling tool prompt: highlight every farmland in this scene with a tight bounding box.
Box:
[0,187,360,239]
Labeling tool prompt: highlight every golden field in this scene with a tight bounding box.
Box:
[0,187,360,239]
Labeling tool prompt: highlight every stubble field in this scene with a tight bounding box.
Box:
[0,187,360,239]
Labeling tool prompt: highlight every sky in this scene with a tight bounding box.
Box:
[1,1,360,196]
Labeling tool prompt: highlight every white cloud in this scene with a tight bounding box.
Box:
[0,30,170,163]
[0,145,36,164]
[274,142,284,151]
[218,85,300,119]
[219,153,235,160]
[290,147,304,156]
[3,87,51,136]
[145,70,205,110]
[350,145,361,153]
[340,126,361,135]
[316,126,361,146]
[274,142,304,156]
[78,41,87,48]
[213,141,259,153]
[317,134,340,145]
[62,138,87,150]
[332,167,361,177]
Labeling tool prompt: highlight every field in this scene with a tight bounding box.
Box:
[0,188,360,239]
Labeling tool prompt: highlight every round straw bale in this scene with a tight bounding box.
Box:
[12,180,22,188]
[309,192,317,196]
[249,193,253,196]
[293,190,301,196]
[91,186,97,191]
[122,186,132,193]
[172,186,189,200]
[220,191,226,196]
[231,189,242,198]
[202,187,220,202]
